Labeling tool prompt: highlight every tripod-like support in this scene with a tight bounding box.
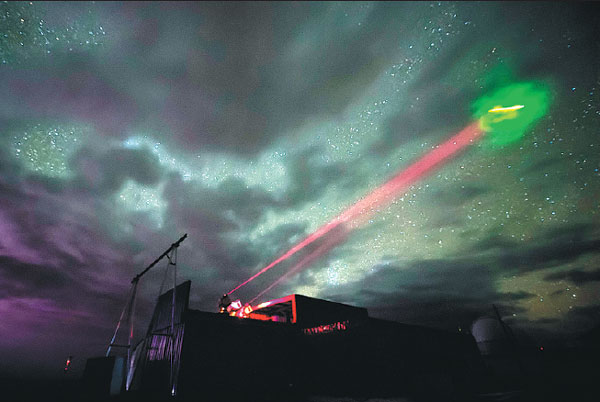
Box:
[105,234,187,395]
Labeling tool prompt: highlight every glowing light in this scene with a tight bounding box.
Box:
[227,300,242,315]
[472,82,551,147]
[256,301,271,309]
[64,356,72,372]
[253,295,295,312]
[229,122,483,295]
[303,320,349,335]
[243,305,253,315]
[488,105,525,113]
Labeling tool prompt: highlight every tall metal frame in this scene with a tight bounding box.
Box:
[105,234,187,396]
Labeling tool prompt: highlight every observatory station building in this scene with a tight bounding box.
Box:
[89,280,485,401]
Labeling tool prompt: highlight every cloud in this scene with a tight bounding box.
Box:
[71,147,164,193]
[319,255,532,330]
[521,157,564,175]
[430,184,490,208]
[544,269,600,285]
[159,174,286,294]
[282,146,355,207]
[0,65,138,138]
[470,223,600,273]
[497,239,600,274]
[545,304,600,339]
[497,291,537,301]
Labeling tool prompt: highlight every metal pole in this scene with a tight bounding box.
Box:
[127,280,139,379]
[132,234,187,283]
[169,247,177,396]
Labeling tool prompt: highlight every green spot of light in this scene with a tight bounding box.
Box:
[472,81,552,147]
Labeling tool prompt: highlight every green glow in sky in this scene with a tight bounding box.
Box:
[472,82,552,147]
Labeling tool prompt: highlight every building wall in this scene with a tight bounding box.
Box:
[171,310,484,400]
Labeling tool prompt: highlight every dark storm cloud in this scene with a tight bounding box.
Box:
[251,3,408,134]
[515,3,600,87]
[496,291,537,302]
[163,174,279,233]
[532,317,560,326]
[568,304,600,323]
[430,184,489,207]
[0,59,138,137]
[0,256,72,298]
[42,1,399,156]
[162,178,241,264]
[372,91,472,155]
[362,259,497,301]
[322,255,531,330]
[0,254,129,320]
[213,177,281,223]
[160,174,288,292]
[77,2,437,156]
[330,286,527,333]
[497,232,600,273]
[427,213,466,229]
[282,146,361,207]
[371,44,483,156]
[72,147,163,193]
[469,223,600,273]
[253,222,307,256]
[470,234,520,253]
[0,153,145,291]
[555,304,600,337]
[521,157,564,175]
[544,269,600,285]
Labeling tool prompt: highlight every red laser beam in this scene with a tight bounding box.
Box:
[228,122,483,295]
[249,227,349,304]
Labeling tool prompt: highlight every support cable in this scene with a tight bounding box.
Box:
[106,283,136,357]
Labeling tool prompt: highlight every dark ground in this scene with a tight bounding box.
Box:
[0,380,596,402]
[1,344,597,402]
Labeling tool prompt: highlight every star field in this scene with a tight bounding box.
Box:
[11,123,88,178]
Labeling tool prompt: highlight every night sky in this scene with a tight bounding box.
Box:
[1,2,599,378]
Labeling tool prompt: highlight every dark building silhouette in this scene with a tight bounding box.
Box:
[91,281,485,401]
